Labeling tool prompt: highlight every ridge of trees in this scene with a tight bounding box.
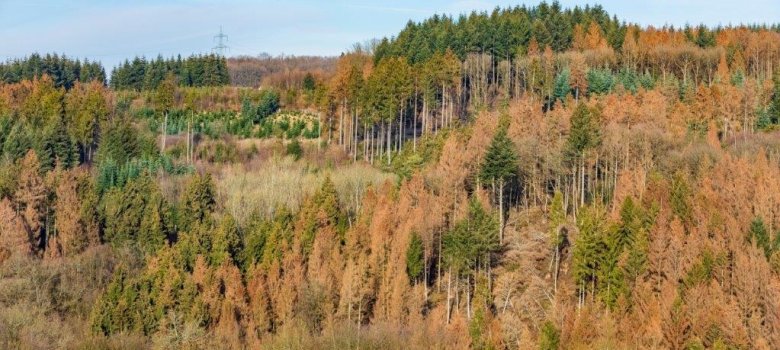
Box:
[110,54,230,91]
[0,53,106,89]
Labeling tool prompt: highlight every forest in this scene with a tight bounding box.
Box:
[2,1,780,349]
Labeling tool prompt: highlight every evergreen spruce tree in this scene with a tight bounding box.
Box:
[180,173,217,233]
[406,232,425,282]
[209,214,241,266]
[771,72,780,125]
[553,68,571,104]
[572,205,607,305]
[138,190,169,253]
[479,122,518,243]
[748,217,775,258]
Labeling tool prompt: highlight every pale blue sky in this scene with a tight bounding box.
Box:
[1,0,778,70]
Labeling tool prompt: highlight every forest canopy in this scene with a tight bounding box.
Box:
[1,1,780,349]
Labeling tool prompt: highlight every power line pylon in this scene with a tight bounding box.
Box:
[213,26,229,56]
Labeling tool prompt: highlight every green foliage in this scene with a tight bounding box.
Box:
[572,205,608,296]
[3,123,31,161]
[390,130,448,179]
[374,3,625,63]
[286,139,303,160]
[682,250,725,291]
[239,212,283,271]
[299,178,344,257]
[138,106,319,141]
[40,116,79,169]
[153,73,177,114]
[95,118,140,165]
[89,266,133,335]
[302,73,316,91]
[756,108,773,131]
[573,198,653,308]
[257,90,281,122]
[730,70,745,87]
[770,72,780,126]
[180,173,217,233]
[101,174,170,252]
[617,68,642,93]
[257,208,295,269]
[670,173,692,224]
[586,68,616,95]
[235,89,281,125]
[209,214,242,266]
[96,154,191,194]
[363,57,413,124]
[405,232,425,282]
[553,68,571,103]
[110,54,229,91]
[479,124,519,186]
[566,103,601,159]
[443,199,499,275]
[538,320,560,350]
[139,191,170,254]
[468,276,493,350]
[747,217,780,259]
[0,53,105,88]
[90,249,206,337]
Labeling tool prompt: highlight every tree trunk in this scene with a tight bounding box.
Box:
[160,111,168,154]
[580,156,586,206]
[446,267,452,324]
[438,230,443,293]
[186,116,191,164]
[413,88,418,152]
[386,120,391,165]
[398,109,403,153]
[499,179,505,243]
[353,108,358,161]
[363,123,368,161]
[339,100,345,148]
[466,274,472,319]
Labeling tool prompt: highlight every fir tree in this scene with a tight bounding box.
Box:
[406,232,425,282]
[180,173,217,233]
[479,122,518,243]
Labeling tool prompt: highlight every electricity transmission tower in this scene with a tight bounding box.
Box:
[212,26,229,56]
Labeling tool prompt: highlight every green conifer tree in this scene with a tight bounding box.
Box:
[479,122,519,243]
